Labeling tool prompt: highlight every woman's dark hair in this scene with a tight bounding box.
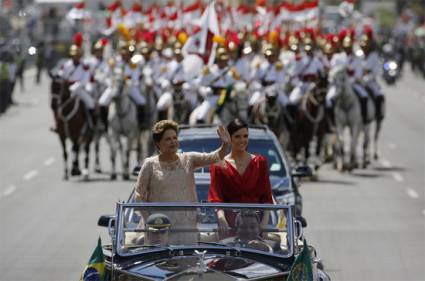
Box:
[227,118,248,137]
[152,120,179,143]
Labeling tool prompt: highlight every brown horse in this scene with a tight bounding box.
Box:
[51,78,93,180]
[288,84,325,166]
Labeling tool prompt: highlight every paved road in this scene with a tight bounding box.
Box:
[0,68,424,281]
[302,70,425,281]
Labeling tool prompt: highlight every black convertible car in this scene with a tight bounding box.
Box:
[98,202,330,281]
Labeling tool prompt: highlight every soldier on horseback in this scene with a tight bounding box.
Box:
[192,47,238,124]
[156,42,188,121]
[287,37,325,121]
[86,38,112,131]
[250,45,289,115]
[98,41,146,130]
[52,35,95,132]
[360,28,385,122]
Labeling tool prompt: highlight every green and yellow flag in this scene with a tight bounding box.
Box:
[80,237,105,281]
[287,239,313,281]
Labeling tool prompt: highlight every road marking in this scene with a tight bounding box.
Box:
[380,159,391,168]
[392,172,404,182]
[422,210,425,216]
[44,157,56,166]
[23,170,38,180]
[388,143,397,150]
[3,185,16,197]
[406,188,419,199]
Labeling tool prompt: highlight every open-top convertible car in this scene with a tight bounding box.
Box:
[98,202,330,280]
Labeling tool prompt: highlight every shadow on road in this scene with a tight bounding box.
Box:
[305,179,357,185]
[372,166,406,172]
[350,171,382,178]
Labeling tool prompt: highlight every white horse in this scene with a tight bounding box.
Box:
[362,76,385,168]
[108,75,141,180]
[330,66,363,172]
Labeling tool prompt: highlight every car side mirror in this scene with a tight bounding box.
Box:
[132,165,141,176]
[296,216,307,228]
[292,165,313,178]
[98,215,115,228]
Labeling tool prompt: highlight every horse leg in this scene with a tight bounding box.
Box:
[60,136,69,180]
[136,133,142,164]
[94,134,102,173]
[362,124,371,169]
[349,125,359,171]
[373,120,382,160]
[71,142,81,176]
[334,125,345,172]
[122,138,130,180]
[110,136,117,181]
[82,141,90,181]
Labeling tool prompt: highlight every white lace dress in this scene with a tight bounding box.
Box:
[134,151,221,244]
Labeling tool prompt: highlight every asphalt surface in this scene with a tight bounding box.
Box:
[0,67,424,281]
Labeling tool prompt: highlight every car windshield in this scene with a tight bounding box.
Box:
[178,138,287,177]
[117,203,293,258]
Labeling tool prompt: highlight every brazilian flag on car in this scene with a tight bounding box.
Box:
[287,239,313,281]
[80,237,105,281]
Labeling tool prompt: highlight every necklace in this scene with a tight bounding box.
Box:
[232,153,249,166]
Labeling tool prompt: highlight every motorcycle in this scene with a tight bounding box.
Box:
[381,42,401,85]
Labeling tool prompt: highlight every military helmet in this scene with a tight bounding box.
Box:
[359,34,370,47]
[145,213,171,230]
[323,42,334,55]
[173,42,182,55]
[342,35,352,48]
[263,45,276,57]
[118,41,132,55]
[69,44,82,57]
[216,47,229,61]
[138,41,151,55]
[227,41,238,52]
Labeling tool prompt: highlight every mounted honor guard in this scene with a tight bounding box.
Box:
[251,45,289,109]
[53,33,95,131]
[360,27,385,121]
[194,47,238,123]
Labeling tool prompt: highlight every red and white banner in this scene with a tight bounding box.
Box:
[66,2,91,23]
[277,0,319,23]
[183,1,220,66]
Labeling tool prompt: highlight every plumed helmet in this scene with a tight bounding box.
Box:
[342,35,352,48]
[69,44,82,57]
[263,45,276,57]
[323,42,334,54]
[216,47,229,61]
[138,41,151,55]
[94,38,108,51]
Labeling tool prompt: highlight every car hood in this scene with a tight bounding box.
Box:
[126,254,285,280]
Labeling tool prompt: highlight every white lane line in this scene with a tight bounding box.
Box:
[380,159,391,168]
[388,143,397,150]
[3,185,16,197]
[44,157,56,166]
[406,188,419,199]
[392,172,404,182]
[23,170,39,181]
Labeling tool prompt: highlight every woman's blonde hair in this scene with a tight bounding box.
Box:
[152,120,179,143]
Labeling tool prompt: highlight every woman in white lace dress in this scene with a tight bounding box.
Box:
[134,120,230,244]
